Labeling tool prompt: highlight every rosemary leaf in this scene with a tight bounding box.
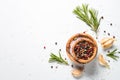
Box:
[107,55,118,61]
[73,4,101,33]
[49,52,69,65]
[107,49,119,61]
[109,49,117,55]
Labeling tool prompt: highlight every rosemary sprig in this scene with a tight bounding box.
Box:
[73,4,102,33]
[49,51,69,65]
[107,49,119,61]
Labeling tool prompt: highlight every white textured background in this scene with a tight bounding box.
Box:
[0,0,120,80]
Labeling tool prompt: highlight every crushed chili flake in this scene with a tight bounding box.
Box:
[44,46,46,49]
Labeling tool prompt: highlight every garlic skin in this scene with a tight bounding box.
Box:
[100,38,115,49]
[98,54,109,68]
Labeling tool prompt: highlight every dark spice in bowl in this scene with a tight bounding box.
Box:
[74,40,94,60]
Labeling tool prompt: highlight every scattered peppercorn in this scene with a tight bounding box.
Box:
[110,23,112,26]
[83,31,86,34]
[101,16,104,19]
[113,36,115,38]
[96,37,98,39]
[108,33,110,36]
[71,64,74,68]
[107,50,110,53]
[56,66,58,69]
[51,66,53,69]
[65,58,67,60]
[104,30,106,33]
[108,60,110,63]
[59,49,61,52]
[55,42,57,45]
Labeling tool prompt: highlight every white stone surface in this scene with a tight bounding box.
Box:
[0,0,120,80]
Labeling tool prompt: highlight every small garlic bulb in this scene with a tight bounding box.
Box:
[100,37,115,49]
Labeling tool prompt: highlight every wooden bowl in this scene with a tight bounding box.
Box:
[66,33,98,64]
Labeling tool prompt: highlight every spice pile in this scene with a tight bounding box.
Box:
[74,40,94,60]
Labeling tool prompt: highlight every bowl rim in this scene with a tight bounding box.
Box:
[66,33,98,64]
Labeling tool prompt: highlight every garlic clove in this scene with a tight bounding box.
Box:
[102,39,114,49]
[101,38,110,44]
[72,69,82,78]
[98,54,109,68]
[100,38,115,49]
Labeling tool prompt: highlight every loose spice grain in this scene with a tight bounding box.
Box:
[56,66,58,69]
[55,42,57,45]
[110,23,112,26]
[59,49,61,52]
[101,16,104,19]
[108,33,110,36]
[51,66,53,69]
[65,58,67,60]
[44,46,46,49]
[71,64,74,68]
[113,36,115,38]
[96,37,98,39]
[83,31,86,34]
[108,60,110,63]
[107,50,110,53]
[104,30,106,33]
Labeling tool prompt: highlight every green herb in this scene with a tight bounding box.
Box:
[73,4,102,33]
[107,49,119,61]
[49,51,69,65]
